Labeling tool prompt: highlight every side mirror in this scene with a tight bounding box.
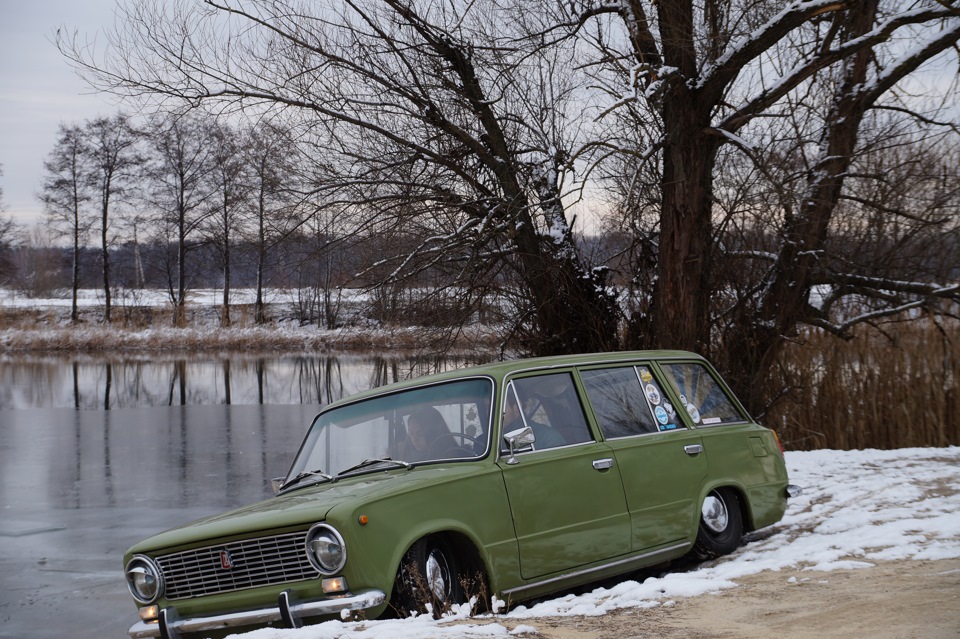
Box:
[503,426,536,465]
[271,477,285,495]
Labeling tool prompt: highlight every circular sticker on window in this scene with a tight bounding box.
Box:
[654,405,669,425]
[645,383,661,405]
[664,401,675,416]
[686,403,701,424]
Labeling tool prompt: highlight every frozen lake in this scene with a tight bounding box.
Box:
[0,353,469,639]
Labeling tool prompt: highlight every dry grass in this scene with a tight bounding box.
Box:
[767,319,960,450]
[0,305,504,356]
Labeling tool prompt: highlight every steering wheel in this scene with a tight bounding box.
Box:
[427,432,481,458]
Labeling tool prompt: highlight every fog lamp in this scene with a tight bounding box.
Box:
[322,576,348,594]
[138,605,159,622]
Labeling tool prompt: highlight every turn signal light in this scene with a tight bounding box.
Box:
[322,577,348,594]
[138,605,159,622]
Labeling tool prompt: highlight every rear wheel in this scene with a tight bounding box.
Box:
[391,537,464,618]
[692,488,743,559]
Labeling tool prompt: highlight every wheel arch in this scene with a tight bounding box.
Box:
[388,524,492,607]
[699,481,754,533]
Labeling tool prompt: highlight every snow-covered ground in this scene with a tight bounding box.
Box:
[229,446,960,639]
[0,287,323,309]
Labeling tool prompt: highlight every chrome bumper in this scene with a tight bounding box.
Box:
[786,484,803,498]
[127,589,386,639]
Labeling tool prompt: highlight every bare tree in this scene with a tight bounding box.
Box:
[0,164,18,285]
[39,124,92,322]
[58,0,960,389]
[58,0,620,354]
[145,115,215,326]
[567,0,960,401]
[242,121,298,324]
[84,113,142,323]
[204,120,246,327]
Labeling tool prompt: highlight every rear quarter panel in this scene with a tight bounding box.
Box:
[697,423,789,530]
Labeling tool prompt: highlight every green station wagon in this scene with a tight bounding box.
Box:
[124,351,799,638]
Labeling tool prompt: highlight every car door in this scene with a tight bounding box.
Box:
[578,363,708,552]
[497,372,631,580]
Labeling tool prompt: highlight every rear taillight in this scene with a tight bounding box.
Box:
[772,431,785,455]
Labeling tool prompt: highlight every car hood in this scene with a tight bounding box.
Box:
[127,473,400,555]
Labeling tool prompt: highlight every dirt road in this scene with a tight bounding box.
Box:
[489,557,960,639]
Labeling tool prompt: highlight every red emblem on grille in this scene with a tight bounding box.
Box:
[220,549,234,570]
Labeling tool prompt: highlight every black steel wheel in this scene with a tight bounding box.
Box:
[691,488,743,559]
[391,536,464,618]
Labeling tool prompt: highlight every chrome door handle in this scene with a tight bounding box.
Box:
[684,444,703,456]
[592,458,614,471]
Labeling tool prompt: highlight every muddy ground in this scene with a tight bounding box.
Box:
[480,557,960,639]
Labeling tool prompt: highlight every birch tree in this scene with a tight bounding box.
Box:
[146,115,215,325]
[39,125,91,322]
[243,122,298,324]
[204,120,246,327]
[84,113,142,323]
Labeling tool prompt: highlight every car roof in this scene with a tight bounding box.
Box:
[322,350,704,410]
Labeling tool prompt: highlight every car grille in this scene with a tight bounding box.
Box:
[157,531,319,600]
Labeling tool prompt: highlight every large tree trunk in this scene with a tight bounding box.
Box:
[638,0,719,354]
[648,108,718,353]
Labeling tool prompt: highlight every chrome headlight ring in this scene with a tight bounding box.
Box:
[125,554,165,604]
[305,523,347,575]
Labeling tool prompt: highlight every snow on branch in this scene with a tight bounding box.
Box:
[812,273,960,298]
[717,5,960,134]
[830,285,959,334]
[699,0,848,94]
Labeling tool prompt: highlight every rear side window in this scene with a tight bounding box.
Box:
[580,366,682,438]
[659,363,745,426]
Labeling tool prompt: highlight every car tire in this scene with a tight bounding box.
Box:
[691,488,743,559]
[391,536,464,618]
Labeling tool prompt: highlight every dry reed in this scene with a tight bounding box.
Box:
[766,319,959,450]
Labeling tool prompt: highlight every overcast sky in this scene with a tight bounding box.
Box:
[1,0,120,226]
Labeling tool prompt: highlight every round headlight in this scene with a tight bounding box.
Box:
[305,524,346,575]
[125,555,164,604]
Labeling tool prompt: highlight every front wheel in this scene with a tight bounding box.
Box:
[391,537,464,618]
[691,488,743,559]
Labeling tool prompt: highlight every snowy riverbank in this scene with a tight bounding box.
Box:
[0,287,501,353]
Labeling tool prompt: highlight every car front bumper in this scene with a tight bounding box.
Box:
[127,588,386,639]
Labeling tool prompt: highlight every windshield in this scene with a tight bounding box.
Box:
[286,378,493,483]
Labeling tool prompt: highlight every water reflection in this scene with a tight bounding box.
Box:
[0,352,486,639]
[0,353,482,410]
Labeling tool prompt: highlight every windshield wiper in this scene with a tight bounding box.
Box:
[336,457,410,479]
[279,469,333,492]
